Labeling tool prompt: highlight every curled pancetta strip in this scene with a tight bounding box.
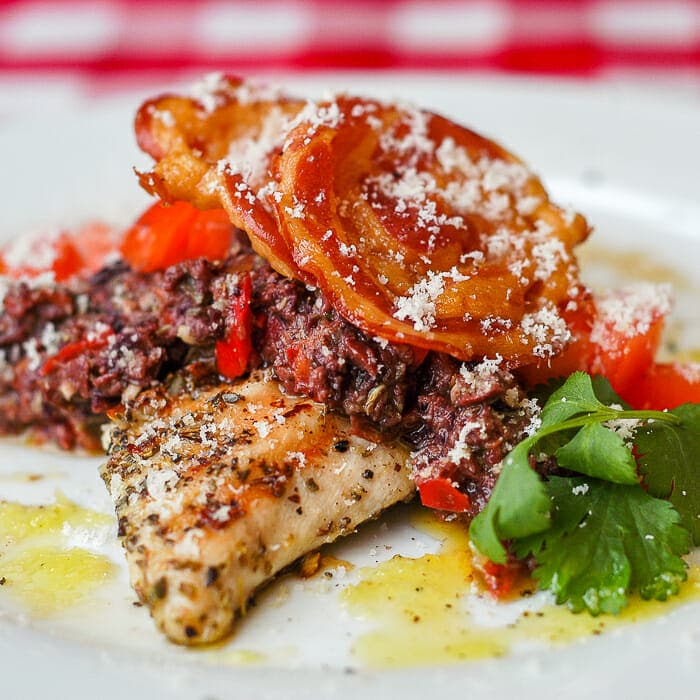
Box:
[136,75,589,364]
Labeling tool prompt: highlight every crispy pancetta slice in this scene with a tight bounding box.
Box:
[135,74,590,365]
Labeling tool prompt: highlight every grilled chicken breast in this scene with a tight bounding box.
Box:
[101,368,413,644]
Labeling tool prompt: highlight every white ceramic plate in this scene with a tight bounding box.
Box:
[1,75,699,700]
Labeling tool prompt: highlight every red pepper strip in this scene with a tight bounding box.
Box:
[41,326,113,376]
[417,477,471,513]
[215,273,253,379]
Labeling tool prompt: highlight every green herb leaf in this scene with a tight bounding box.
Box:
[635,403,700,545]
[469,443,551,564]
[515,477,689,614]
[555,422,639,485]
[590,375,628,409]
[528,376,567,406]
[469,370,694,615]
[540,372,605,428]
[470,372,700,615]
[468,506,507,565]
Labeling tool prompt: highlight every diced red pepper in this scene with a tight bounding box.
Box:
[183,206,235,262]
[47,234,85,282]
[121,201,233,273]
[417,477,471,513]
[215,273,253,379]
[283,344,313,385]
[620,362,700,410]
[41,325,113,375]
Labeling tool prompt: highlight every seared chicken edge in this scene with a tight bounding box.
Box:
[101,369,413,644]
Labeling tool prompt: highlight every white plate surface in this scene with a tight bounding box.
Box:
[0,74,699,700]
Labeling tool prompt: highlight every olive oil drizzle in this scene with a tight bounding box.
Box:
[0,493,115,615]
[341,509,700,668]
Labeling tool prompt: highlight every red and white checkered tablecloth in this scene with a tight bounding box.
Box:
[1,0,699,114]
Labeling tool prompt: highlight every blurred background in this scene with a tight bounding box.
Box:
[1,0,699,115]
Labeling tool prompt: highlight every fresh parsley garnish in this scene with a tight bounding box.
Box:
[513,478,689,614]
[635,403,700,544]
[470,371,696,614]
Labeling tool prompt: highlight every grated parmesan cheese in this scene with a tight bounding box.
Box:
[520,305,571,358]
[218,105,290,187]
[591,283,672,343]
[189,71,229,113]
[146,468,179,501]
[253,419,272,438]
[447,420,486,464]
[393,271,446,331]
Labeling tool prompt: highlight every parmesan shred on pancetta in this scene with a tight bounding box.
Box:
[135,74,591,367]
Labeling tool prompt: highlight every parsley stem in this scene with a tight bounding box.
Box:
[528,409,679,448]
[607,409,681,424]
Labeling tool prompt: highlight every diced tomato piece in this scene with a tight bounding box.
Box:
[481,559,524,599]
[48,234,85,281]
[589,317,664,397]
[0,233,83,283]
[121,201,233,273]
[41,325,113,375]
[519,289,668,398]
[0,223,121,283]
[417,477,471,513]
[72,222,120,274]
[519,296,596,387]
[215,273,253,379]
[184,207,235,262]
[620,362,700,410]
